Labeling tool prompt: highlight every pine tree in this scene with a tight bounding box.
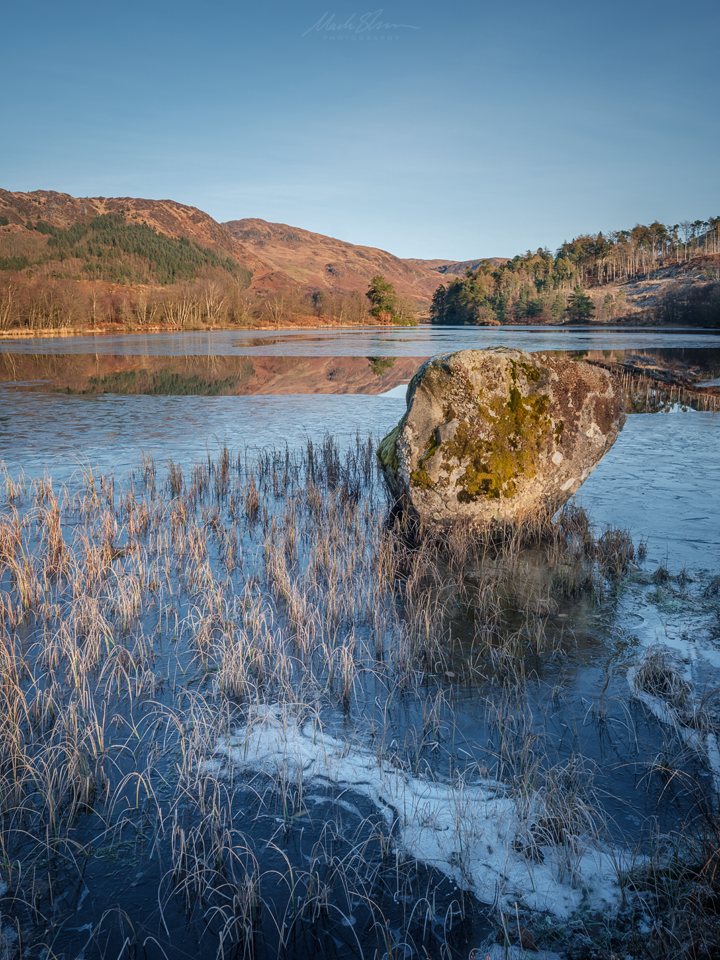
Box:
[566,287,595,321]
[551,292,566,320]
[366,275,398,318]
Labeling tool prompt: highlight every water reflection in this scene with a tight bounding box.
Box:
[0,354,423,396]
[2,348,719,397]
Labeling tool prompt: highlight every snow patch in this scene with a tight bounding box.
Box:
[211,707,627,921]
[628,653,720,795]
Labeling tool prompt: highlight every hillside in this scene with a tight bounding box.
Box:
[430,244,720,327]
[404,256,509,277]
[223,218,479,307]
[0,189,272,284]
[2,189,716,332]
[0,190,506,328]
[0,191,503,306]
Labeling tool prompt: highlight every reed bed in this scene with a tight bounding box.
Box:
[610,368,720,414]
[0,436,717,960]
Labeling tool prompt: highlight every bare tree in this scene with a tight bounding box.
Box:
[262,293,286,328]
[0,283,15,330]
[162,286,199,327]
[130,289,148,325]
[229,286,255,326]
[90,286,100,326]
[679,221,694,260]
[202,281,226,322]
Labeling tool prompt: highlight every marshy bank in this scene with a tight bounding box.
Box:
[586,356,720,414]
[0,432,719,960]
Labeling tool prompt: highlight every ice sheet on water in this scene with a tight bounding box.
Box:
[3,327,720,356]
[211,707,627,921]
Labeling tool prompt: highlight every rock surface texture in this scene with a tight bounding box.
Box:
[377,349,626,528]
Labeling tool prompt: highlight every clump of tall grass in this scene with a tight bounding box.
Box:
[634,647,693,711]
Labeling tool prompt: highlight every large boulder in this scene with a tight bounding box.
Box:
[377,349,625,528]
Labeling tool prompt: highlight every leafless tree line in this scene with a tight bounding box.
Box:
[569,220,720,286]
[0,275,383,331]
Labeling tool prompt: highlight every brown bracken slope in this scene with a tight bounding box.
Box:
[0,189,501,305]
[224,218,500,305]
[404,256,509,277]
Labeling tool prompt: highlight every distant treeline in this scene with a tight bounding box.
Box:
[432,256,627,325]
[652,278,720,327]
[431,216,720,326]
[0,274,379,331]
[0,275,264,330]
[555,217,720,283]
[0,213,250,286]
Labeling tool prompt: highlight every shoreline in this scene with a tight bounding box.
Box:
[0,316,709,341]
[0,318,408,339]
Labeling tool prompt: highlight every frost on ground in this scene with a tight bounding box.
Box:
[628,644,720,796]
[618,565,720,795]
[210,706,627,921]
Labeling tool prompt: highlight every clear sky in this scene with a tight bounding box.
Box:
[2,0,718,260]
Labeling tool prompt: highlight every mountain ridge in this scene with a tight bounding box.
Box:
[0,189,501,307]
[223,216,478,304]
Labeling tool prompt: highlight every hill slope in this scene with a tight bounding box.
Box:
[404,256,509,277]
[1,191,503,307]
[0,188,513,329]
[0,189,268,280]
[223,218,484,306]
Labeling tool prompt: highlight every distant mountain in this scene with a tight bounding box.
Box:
[3,189,715,331]
[406,256,509,277]
[223,218,498,306]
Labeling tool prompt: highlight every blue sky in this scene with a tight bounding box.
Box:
[2,0,718,259]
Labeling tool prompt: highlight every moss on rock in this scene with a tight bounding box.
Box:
[439,371,554,502]
[375,348,625,529]
[377,422,401,475]
[410,434,441,490]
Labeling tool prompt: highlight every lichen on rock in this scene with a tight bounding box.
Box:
[377,348,626,529]
[377,422,402,476]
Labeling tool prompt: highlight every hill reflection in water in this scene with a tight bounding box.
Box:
[2,346,718,397]
[0,354,423,396]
